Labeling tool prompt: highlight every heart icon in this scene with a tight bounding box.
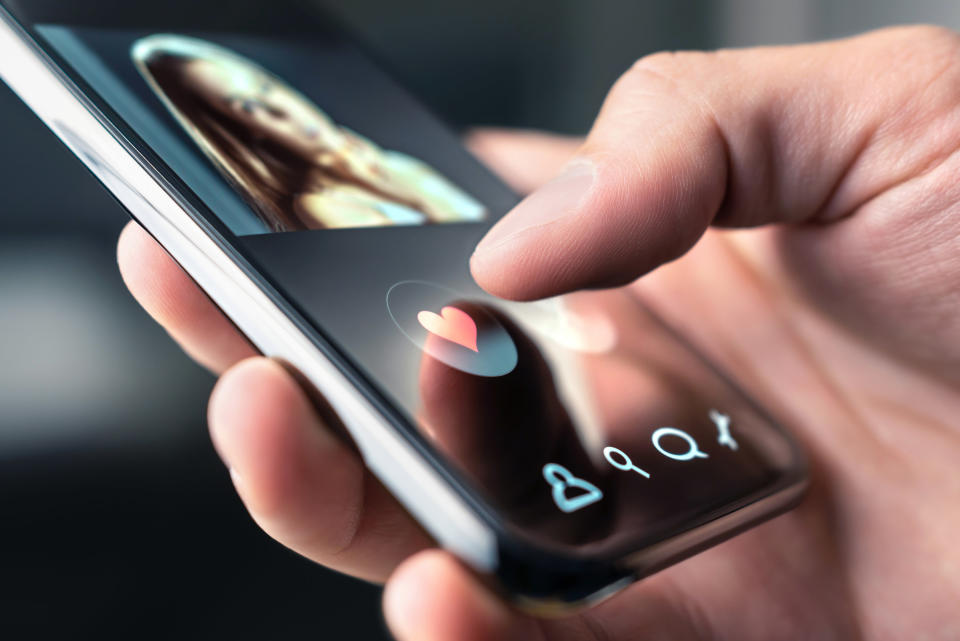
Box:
[417,306,479,352]
[542,463,604,513]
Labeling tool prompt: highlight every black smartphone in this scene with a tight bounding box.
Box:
[0,0,807,610]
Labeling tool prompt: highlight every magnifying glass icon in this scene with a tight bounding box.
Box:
[651,427,709,461]
[603,446,651,479]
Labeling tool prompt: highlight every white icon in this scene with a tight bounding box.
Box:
[651,427,709,461]
[710,410,738,451]
[542,463,604,513]
[603,446,651,479]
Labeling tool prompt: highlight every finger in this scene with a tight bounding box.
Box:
[384,550,542,641]
[117,221,256,373]
[382,550,705,641]
[471,26,960,300]
[466,128,583,194]
[208,357,430,581]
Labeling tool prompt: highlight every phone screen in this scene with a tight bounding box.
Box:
[28,17,802,558]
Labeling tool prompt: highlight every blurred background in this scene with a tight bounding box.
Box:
[1,0,958,638]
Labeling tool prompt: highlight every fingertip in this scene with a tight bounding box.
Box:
[207,357,429,580]
[468,249,512,300]
[117,221,164,299]
[207,356,300,460]
[384,550,536,641]
[207,357,361,537]
[207,356,295,485]
[117,220,192,338]
[469,247,548,302]
[116,220,146,264]
[116,221,256,373]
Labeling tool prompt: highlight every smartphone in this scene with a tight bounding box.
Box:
[0,0,807,610]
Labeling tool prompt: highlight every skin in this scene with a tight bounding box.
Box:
[117,26,960,640]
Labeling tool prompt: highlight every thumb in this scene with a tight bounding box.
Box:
[471,67,724,300]
[470,26,960,300]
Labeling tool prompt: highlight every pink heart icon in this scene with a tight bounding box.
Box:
[417,306,479,352]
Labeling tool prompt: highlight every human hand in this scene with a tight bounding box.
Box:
[119,26,960,640]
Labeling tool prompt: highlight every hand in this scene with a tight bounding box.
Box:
[118,26,960,640]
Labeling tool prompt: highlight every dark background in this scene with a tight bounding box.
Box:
[1,1,957,638]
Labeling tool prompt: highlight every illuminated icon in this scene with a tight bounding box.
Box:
[652,427,709,462]
[542,463,604,513]
[386,281,517,377]
[603,446,651,479]
[417,306,479,352]
[710,410,738,451]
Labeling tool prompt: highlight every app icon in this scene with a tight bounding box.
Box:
[542,463,604,513]
[417,306,478,352]
[603,446,651,478]
[387,280,517,377]
[651,427,709,461]
[710,410,739,451]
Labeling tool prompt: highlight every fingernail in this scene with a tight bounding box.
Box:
[474,159,595,256]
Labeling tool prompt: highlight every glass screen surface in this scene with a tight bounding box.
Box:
[25,13,802,558]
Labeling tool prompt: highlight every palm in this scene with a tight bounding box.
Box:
[555,227,960,640]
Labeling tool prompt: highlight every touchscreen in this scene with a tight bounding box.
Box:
[34,22,802,557]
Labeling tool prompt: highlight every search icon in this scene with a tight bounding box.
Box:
[652,427,709,462]
[603,446,651,479]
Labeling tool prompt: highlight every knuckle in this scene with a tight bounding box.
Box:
[624,49,715,91]
[877,25,960,76]
[616,49,726,118]
[599,49,718,117]
[898,24,960,50]
[922,26,960,79]
[885,25,960,117]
